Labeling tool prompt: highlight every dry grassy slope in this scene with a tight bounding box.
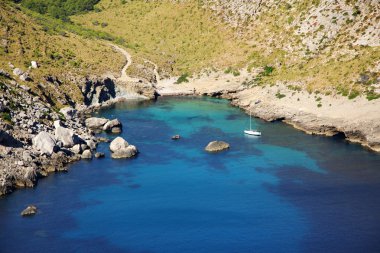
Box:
[74,0,379,99]
[72,0,249,77]
[0,2,125,107]
[205,0,380,98]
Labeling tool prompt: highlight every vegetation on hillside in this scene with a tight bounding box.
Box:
[0,2,124,107]
[13,0,100,20]
[72,0,249,77]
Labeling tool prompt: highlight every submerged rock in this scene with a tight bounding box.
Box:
[21,205,37,216]
[95,152,105,159]
[205,141,230,152]
[109,137,138,159]
[171,135,180,140]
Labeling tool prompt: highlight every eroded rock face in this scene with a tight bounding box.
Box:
[32,132,57,155]
[85,117,109,130]
[109,137,138,159]
[205,141,230,152]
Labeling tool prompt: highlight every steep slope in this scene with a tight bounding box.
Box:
[0,1,125,107]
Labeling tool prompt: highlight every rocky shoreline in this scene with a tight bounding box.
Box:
[156,71,380,153]
[1,66,379,197]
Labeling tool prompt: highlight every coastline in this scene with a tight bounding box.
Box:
[156,72,380,153]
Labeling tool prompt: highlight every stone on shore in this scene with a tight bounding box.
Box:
[32,132,57,155]
[81,150,92,159]
[55,126,76,148]
[21,205,37,216]
[205,141,230,152]
[109,137,138,159]
[85,117,109,130]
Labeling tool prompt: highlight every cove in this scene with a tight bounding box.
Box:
[1,97,380,253]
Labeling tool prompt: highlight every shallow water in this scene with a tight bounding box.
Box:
[1,97,380,253]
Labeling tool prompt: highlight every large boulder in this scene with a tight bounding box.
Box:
[109,137,129,152]
[111,145,138,159]
[85,117,109,130]
[205,141,230,152]
[109,137,138,159]
[32,132,57,155]
[103,119,122,132]
[55,126,76,148]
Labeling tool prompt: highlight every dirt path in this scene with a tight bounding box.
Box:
[111,44,141,83]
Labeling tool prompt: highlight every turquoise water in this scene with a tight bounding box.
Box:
[1,97,380,253]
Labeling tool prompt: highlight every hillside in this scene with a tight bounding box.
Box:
[0,1,125,107]
[72,0,380,99]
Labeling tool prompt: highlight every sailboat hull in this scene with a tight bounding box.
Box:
[244,130,261,136]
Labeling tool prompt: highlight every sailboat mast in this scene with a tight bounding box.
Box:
[250,110,252,130]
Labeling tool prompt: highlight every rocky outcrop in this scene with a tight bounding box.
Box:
[82,77,117,106]
[205,141,230,152]
[85,117,109,130]
[21,205,37,216]
[32,132,57,156]
[109,137,138,159]
[103,119,122,133]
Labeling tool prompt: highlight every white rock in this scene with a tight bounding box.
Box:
[55,126,75,148]
[13,68,23,76]
[32,132,57,155]
[31,61,38,69]
[109,137,129,153]
[81,150,92,159]
[85,117,109,129]
[60,107,77,119]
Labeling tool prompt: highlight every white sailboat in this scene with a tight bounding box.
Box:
[244,110,261,136]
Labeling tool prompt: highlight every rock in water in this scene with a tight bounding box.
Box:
[85,117,109,130]
[111,145,138,159]
[171,135,180,140]
[103,119,122,132]
[21,205,37,216]
[109,137,138,159]
[205,141,230,152]
[109,137,129,152]
[32,132,57,155]
[95,152,105,159]
[81,150,92,159]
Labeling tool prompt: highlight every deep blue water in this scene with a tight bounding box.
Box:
[1,97,380,253]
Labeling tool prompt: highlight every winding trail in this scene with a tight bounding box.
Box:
[111,44,160,85]
[111,44,141,83]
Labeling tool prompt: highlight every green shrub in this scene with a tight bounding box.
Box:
[175,73,189,84]
[348,90,360,99]
[275,92,286,99]
[366,91,380,101]
[263,66,274,76]
[0,112,12,123]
